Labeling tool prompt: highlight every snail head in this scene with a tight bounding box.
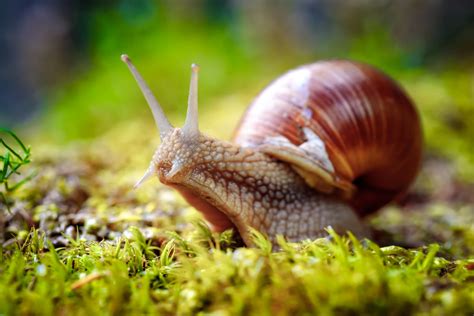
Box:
[121,54,202,188]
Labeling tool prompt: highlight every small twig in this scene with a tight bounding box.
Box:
[71,271,110,291]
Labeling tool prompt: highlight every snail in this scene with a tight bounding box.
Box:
[121,55,422,246]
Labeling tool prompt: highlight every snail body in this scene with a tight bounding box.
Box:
[121,55,422,246]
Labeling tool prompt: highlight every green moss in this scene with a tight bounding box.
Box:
[0,227,473,315]
[404,70,474,181]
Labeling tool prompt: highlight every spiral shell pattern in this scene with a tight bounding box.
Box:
[233,60,422,216]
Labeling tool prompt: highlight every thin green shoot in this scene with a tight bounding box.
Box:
[0,128,35,210]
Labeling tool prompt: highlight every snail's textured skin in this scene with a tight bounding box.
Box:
[123,56,420,247]
[153,129,366,245]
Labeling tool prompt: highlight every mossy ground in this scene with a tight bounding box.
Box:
[1,114,473,315]
[1,4,473,314]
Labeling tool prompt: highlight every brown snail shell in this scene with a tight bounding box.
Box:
[233,60,422,216]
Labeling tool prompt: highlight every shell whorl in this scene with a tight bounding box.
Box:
[233,60,422,216]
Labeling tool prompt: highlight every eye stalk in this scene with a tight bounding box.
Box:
[182,64,200,138]
[121,54,202,189]
[121,54,173,140]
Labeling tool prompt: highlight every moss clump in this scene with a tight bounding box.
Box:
[0,227,473,315]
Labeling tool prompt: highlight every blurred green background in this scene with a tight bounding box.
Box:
[1,0,473,178]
